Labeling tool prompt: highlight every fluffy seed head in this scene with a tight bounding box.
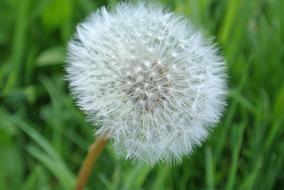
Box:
[66,2,227,164]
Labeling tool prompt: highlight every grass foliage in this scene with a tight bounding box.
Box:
[0,0,284,189]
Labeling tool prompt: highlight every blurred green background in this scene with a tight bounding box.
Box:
[0,0,284,189]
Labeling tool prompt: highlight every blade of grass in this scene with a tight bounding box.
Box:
[152,166,171,190]
[27,145,75,189]
[123,162,152,190]
[225,122,246,190]
[205,147,214,190]
[7,0,30,88]
[11,118,75,188]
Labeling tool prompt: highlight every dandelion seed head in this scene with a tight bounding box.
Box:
[66,2,227,164]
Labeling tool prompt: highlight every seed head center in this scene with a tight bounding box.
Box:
[122,60,171,111]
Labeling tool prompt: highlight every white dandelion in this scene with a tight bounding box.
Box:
[66,2,227,164]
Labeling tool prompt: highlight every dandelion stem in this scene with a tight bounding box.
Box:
[76,136,108,190]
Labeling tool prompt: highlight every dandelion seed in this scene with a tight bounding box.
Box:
[66,2,227,164]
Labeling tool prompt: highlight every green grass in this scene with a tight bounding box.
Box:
[0,0,284,189]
